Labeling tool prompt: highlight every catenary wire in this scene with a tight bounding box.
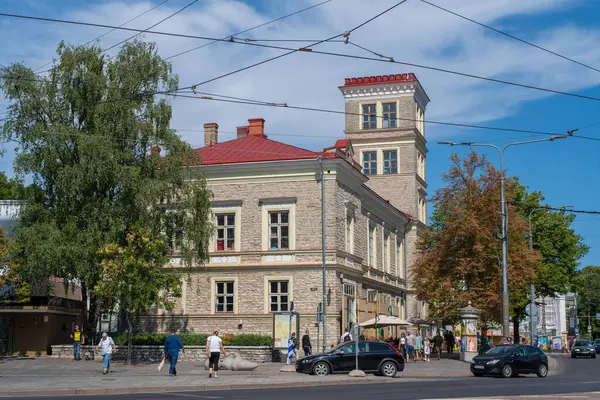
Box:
[420,0,600,74]
[163,0,333,61]
[31,0,170,74]
[101,0,198,53]
[3,10,600,103]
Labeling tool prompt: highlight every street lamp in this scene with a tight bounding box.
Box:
[528,205,573,342]
[438,135,567,337]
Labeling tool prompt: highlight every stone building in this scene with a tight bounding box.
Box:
[145,73,430,347]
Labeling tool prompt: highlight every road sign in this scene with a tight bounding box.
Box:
[570,318,575,328]
[526,303,538,317]
[588,325,592,333]
[596,313,600,320]
[575,328,580,335]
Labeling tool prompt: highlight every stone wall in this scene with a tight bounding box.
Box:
[50,345,272,364]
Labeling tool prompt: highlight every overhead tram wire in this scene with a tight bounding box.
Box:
[168,91,569,137]
[101,0,199,53]
[420,0,600,74]
[163,0,334,61]
[31,0,170,74]
[3,12,600,104]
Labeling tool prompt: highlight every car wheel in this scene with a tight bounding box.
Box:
[537,363,548,378]
[380,361,397,378]
[312,362,330,376]
[501,364,514,378]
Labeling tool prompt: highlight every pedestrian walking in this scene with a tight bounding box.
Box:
[445,332,455,357]
[97,332,116,375]
[302,329,312,357]
[406,331,415,362]
[206,331,226,378]
[163,329,184,376]
[433,332,443,360]
[424,338,431,362]
[286,332,299,365]
[400,333,407,359]
[70,325,84,361]
[415,332,423,361]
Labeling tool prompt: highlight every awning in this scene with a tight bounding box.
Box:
[407,317,435,326]
[360,315,414,328]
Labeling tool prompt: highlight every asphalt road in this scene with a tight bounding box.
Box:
[12,356,600,399]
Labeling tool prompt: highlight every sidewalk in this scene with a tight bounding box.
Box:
[0,356,473,397]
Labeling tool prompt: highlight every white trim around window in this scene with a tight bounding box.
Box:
[210,277,238,314]
[360,148,400,176]
[210,205,242,252]
[263,276,294,314]
[261,202,296,251]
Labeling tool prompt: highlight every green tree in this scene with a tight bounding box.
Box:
[0,227,30,304]
[0,171,31,200]
[0,40,213,333]
[511,182,588,340]
[94,226,182,363]
[574,266,600,338]
[413,153,538,325]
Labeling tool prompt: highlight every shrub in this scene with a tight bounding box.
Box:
[113,333,272,346]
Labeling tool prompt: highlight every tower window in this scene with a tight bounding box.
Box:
[362,104,377,129]
[383,150,398,174]
[363,151,377,175]
[382,103,397,128]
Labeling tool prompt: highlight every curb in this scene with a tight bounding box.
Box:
[1,374,468,397]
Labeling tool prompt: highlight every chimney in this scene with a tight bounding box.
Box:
[237,126,249,139]
[204,122,219,147]
[248,118,265,137]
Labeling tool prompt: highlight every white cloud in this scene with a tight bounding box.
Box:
[1,0,600,150]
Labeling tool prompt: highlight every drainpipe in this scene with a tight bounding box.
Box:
[318,155,327,352]
[403,220,412,321]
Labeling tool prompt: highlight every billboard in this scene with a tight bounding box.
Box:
[272,312,300,349]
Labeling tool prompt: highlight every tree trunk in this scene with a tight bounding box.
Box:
[126,312,133,365]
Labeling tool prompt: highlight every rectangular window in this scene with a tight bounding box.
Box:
[215,281,234,313]
[367,290,377,303]
[362,104,377,129]
[216,213,235,251]
[382,103,397,128]
[396,240,404,278]
[269,211,289,250]
[369,224,377,267]
[363,152,377,176]
[269,281,289,312]
[384,232,390,273]
[165,213,183,253]
[345,211,354,254]
[383,150,398,174]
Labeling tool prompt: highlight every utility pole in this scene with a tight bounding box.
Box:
[318,156,327,353]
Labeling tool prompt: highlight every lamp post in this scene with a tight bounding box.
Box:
[438,136,567,338]
[528,205,573,343]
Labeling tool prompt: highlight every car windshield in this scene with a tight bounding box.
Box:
[595,340,600,345]
[575,340,590,347]
[485,346,515,355]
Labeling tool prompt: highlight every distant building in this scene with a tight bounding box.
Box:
[0,201,85,356]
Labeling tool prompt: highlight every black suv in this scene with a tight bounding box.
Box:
[470,345,548,378]
[595,339,600,355]
[295,341,404,377]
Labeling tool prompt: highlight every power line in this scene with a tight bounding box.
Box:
[4,10,600,103]
[102,0,198,53]
[163,0,333,61]
[420,0,600,74]
[31,0,170,74]
[347,0,408,34]
[169,91,570,137]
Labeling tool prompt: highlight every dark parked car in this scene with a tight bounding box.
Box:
[295,340,404,377]
[571,339,596,358]
[595,339,600,355]
[470,344,548,378]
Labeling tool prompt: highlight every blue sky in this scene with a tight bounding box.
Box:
[0,0,599,266]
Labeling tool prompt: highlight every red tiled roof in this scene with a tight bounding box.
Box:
[194,134,319,165]
[342,73,418,87]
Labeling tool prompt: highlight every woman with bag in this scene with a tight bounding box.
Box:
[206,331,227,378]
[97,332,116,375]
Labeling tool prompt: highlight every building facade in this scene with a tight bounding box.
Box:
[143,74,430,347]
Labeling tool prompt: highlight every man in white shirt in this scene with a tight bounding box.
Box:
[97,332,116,375]
[206,331,227,378]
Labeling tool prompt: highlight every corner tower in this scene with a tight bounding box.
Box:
[339,73,430,320]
